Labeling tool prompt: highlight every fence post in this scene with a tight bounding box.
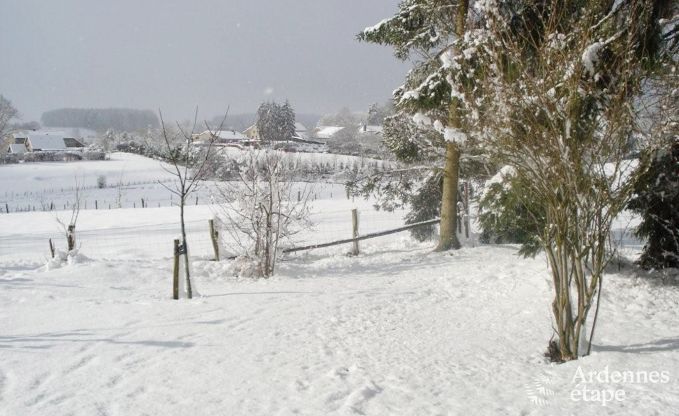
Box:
[173,239,180,300]
[67,225,76,251]
[351,208,360,256]
[209,219,220,261]
[464,181,470,239]
[49,238,55,258]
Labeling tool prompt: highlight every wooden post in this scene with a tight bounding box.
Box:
[297,190,301,202]
[141,198,145,208]
[95,200,98,210]
[209,219,220,261]
[5,203,8,213]
[351,209,359,256]
[195,196,199,205]
[464,181,470,239]
[49,239,55,258]
[173,239,180,300]
[67,225,76,251]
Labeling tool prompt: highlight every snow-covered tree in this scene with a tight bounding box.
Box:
[628,138,679,269]
[256,101,296,144]
[359,0,482,251]
[215,150,311,278]
[0,95,19,156]
[475,0,677,361]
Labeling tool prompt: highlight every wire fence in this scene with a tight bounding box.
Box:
[0,207,421,265]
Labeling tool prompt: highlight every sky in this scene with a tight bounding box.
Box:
[0,0,408,123]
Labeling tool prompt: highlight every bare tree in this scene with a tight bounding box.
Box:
[215,149,312,278]
[158,108,228,298]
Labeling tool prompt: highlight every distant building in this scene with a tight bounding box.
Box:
[313,126,344,140]
[9,131,84,152]
[193,130,258,148]
[358,124,383,136]
[294,122,308,139]
[8,143,27,154]
[243,125,259,140]
[243,122,309,141]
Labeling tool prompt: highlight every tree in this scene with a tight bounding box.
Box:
[475,0,676,361]
[628,138,679,269]
[359,0,477,251]
[41,108,159,132]
[367,102,393,125]
[215,150,311,277]
[256,101,296,144]
[0,95,20,156]
[477,166,543,257]
[158,108,227,299]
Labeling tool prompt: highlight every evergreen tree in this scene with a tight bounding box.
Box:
[628,138,679,269]
[256,101,296,144]
[359,0,480,251]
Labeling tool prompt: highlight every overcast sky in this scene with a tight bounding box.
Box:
[0,0,408,122]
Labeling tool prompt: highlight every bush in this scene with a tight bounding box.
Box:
[97,175,107,189]
[478,166,542,257]
[405,172,442,241]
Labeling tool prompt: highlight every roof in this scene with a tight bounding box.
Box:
[28,133,69,150]
[197,130,249,141]
[214,130,248,141]
[294,122,307,132]
[359,125,384,134]
[315,126,344,139]
[8,144,26,154]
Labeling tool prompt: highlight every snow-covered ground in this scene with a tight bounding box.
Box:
[1,154,678,415]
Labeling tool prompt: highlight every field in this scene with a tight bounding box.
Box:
[1,153,678,415]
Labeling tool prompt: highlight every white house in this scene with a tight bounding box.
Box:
[8,131,84,152]
[314,126,344,140]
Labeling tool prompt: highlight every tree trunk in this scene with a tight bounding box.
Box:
[435,142,461,251]
[435,0,468,252]
[180,197,192,299]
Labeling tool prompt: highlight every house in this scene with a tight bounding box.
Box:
[7,143,27,154]
[243,122,309,141]
[193,130,258,148]
[313,126,344,140]
[358,124,383,136]
[243,125,259,140]
[294,122,308,139]
[8,131,85,152]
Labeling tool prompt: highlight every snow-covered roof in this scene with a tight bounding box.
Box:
[294,122,307,132]
[359,125,383,134]
[8,144,27,154]
[27,133,70,150]
[315,126,344,139]
[198,130,249,141]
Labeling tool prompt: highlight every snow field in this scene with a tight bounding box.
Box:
[1,152,677,415]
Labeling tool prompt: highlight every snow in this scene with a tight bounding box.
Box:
[412,112,431,127]
[582,42,603,75]
[1,154,678,415]
[444,127,467,144]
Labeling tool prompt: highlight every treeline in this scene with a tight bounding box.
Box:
[41,108,159,132]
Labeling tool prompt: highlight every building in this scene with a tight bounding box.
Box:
[9,131,84,152]
[313,126,344,140]
[193,130,258,148]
